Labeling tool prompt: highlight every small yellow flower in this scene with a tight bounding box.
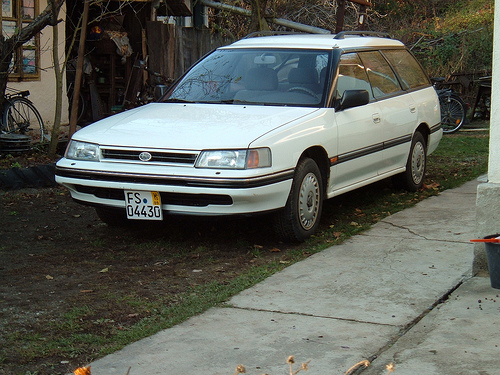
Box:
[386,362,395,374]
[301,360,311,371]
[234,364,246,374]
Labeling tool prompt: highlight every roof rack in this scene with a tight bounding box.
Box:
[242,31,314,39]
[334,31,392,39]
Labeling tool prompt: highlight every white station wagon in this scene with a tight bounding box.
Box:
[56,31,442,242]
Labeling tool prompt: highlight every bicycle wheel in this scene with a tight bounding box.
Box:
[3,97,48,143]
[439,94,466,134]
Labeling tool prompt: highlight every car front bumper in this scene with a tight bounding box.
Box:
[55,161,294,216]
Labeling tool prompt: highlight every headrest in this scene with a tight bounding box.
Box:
[244,68,278,90]
[288,68,318,84]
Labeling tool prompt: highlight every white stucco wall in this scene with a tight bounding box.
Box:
[8,0,69,131]
[489,0,500,182]
[473,0,500,274]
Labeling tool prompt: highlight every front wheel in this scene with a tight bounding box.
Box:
[440,93,466,134]
[393,132,427,192]
[95,207,129,227]
[274,158,323,243]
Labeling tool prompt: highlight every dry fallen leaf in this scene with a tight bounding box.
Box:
[99,267,109,273]
[45,275,54,280]
[270,247,281,252]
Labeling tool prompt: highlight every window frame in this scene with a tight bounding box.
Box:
[358,50,403,100]
[381,49,431,91]
[1,0,41,81]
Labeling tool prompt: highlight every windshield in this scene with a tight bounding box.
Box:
[164,48,332,107]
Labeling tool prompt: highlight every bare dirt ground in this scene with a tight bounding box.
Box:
[1,131,487,374]
[0,174,306,374]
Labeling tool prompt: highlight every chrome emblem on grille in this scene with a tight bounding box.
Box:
[139,152,152,162]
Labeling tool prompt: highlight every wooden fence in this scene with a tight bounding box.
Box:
[146,23,233,82]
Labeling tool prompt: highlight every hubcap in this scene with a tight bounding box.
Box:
[298,172,320,230]
[411,141,425,184]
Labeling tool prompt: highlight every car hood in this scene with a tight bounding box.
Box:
[73,103,319,149]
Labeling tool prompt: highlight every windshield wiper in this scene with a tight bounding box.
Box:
[164,98,196,103]
[164,98,238,104]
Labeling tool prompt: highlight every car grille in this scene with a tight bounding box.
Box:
[101,148,198,165]
[74,185,233,207]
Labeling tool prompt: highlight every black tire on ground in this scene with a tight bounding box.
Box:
[274,157,324,243]
[393,132,427,192]
[95,207,129,226]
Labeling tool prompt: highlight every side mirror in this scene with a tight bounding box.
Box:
[337,89,370,110]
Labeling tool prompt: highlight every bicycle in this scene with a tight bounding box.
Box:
[432,77,468,134]
[0,87,48,143]
[123,57,173,109]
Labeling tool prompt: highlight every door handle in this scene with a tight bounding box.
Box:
[372,114,381,123]
[409,106,417,113]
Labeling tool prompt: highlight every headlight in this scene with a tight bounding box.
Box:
[65,140,100,161]
[195,148,271,169]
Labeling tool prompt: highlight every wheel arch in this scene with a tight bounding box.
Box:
[415,123,430,150]
[298,146,330,196]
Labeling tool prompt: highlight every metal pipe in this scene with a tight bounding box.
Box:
[200,0,330,34]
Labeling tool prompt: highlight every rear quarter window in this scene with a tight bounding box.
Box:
[383,50,430,90]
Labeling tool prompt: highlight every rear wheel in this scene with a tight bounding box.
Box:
[393,132,427,191]
[274,158,323,243]
[440,93,466,134]
[2,97,48,143]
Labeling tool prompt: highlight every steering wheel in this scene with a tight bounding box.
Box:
[287,86,319,99]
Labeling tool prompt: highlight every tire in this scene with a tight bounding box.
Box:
[2,97,48,143]
[95,207,129,227]
[274,158,324,243]
[393,132,427,192]
[439,93,466,134]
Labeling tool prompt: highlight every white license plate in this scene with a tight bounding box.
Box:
[124,190,163,220]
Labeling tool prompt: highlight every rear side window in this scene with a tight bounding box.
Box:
[383,50,430,90]
[358,51,402,99]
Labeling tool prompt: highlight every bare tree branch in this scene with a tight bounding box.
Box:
[0,0,66,107]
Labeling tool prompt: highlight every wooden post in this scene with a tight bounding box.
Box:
[142,29,148,85]
[68,0,90,138]
[335,0,372,34]
[357,5,367,30]
[336,0,345,33]
[167,24,175,80]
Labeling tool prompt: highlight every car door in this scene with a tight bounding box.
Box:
[330,52,385,193]
[357,50,416,176]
